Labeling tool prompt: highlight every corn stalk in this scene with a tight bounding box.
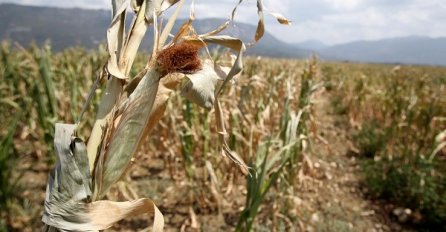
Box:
[41,0,290,230]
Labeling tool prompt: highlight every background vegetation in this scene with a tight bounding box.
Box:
[0,42,445,231]
[324,62,446,230]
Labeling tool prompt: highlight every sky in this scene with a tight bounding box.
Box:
[1,0,446,45]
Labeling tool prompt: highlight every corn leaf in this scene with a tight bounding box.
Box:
[181,59,222,110]
[268,11,292,25]
[94,68,162,198]
[185,35,246,96]
[119,0,149,77]
[158,0,185,49]
[44,199,164,232]
[230,0,265,44]
[86,77,123,172]
[215,100,249,175]
[43,124,163,231]
[107,0,129,79]
[254,0,265,43]
[230,0,244,20]
[145,0,180,23]
[139,73,184,143]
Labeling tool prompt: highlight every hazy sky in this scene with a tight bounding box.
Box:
[1,0,445,45]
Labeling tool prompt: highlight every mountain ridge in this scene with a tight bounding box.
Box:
[320,36,446,66]
[0,3,311,58]
[1,3,446,66]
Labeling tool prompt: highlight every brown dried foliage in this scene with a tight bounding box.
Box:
[156,42,202,75]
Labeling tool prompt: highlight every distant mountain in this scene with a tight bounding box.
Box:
[0,3,310,58]
[0,3,110,50]
[294,40,327,51]
[319,36,446,66]
[1,3,446,66]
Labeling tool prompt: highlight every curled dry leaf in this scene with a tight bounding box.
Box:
[181,59,223,110]
[215,101,249,175]
[145,0,181,23]
[254,0,265,43]
[231,0,290,44]
[268,11,292,25]
[231,0,265,44]
[43,124,163,231]
[177,33,248,173]
[106,0,129,79]
[119,0,150,77]
[184,35,246,96]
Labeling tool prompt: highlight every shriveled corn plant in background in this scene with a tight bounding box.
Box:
[38,0,290,231]
[0,119,20,230]
[236,59,321,231]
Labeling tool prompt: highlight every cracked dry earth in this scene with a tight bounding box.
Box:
[108,88,411,232]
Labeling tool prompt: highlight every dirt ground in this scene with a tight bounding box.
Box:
[13,88,412,232]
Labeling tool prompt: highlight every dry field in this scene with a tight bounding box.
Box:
[1,42,445,231]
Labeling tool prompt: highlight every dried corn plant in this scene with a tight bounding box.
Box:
[41,0,289,231]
